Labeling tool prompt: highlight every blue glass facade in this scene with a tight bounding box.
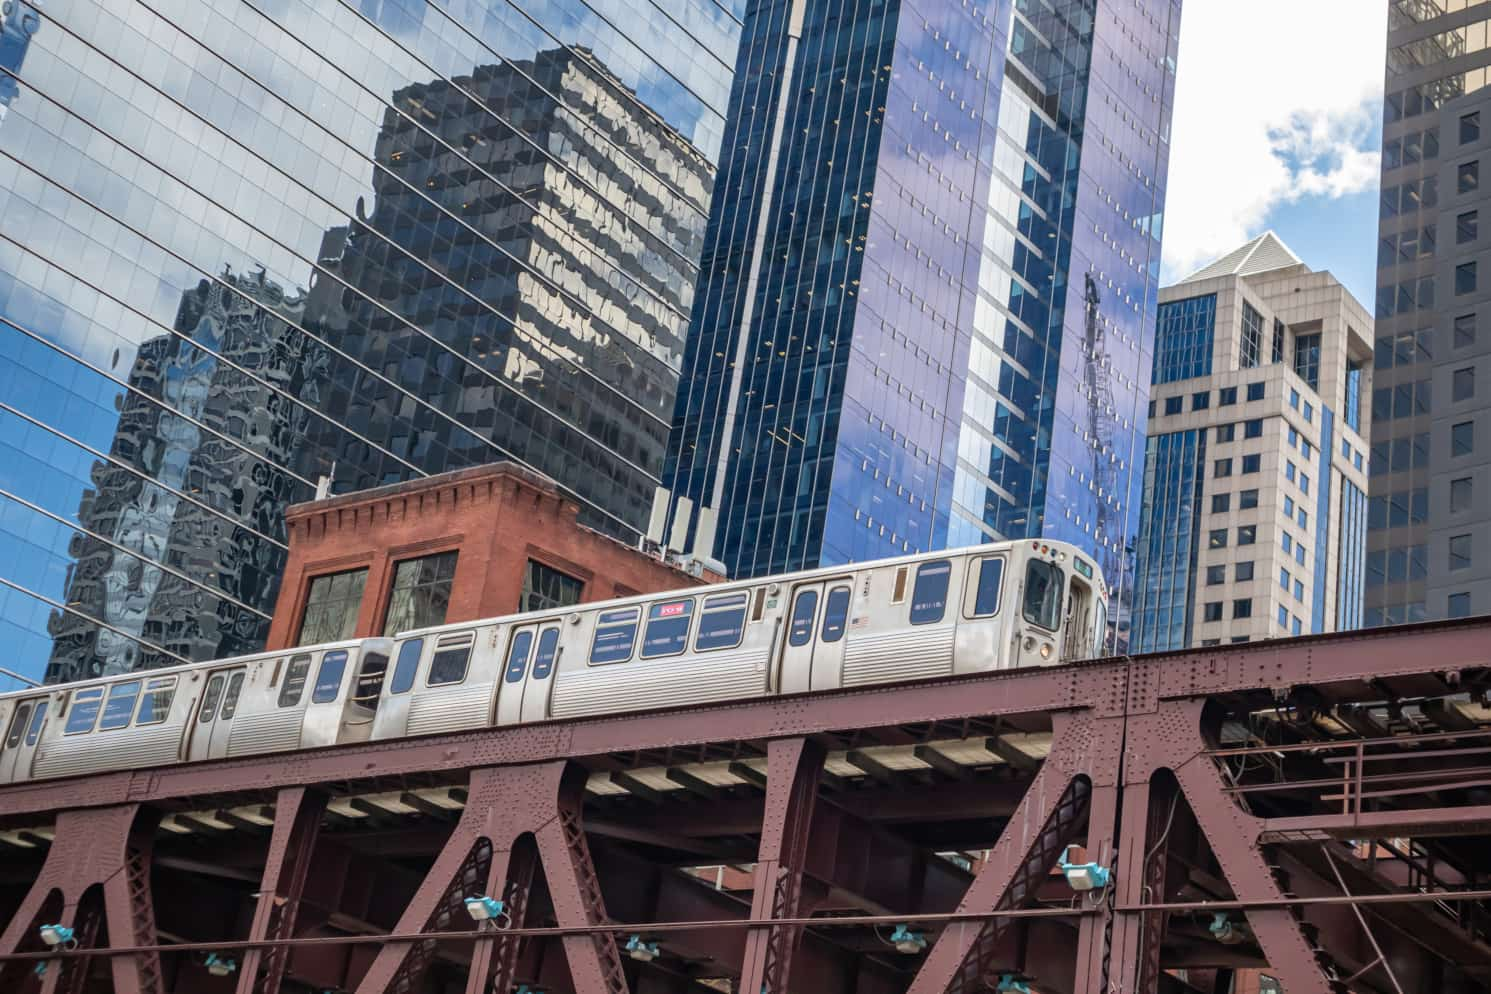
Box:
[662,0,1180,622]
[1337,477,1367,632]
[0,0,743,684]
[1310,407,1334,633]
[1152,293,1215,385]
[1130,428,1204,653]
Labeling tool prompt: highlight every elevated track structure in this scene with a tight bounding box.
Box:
[4,619,1491,993]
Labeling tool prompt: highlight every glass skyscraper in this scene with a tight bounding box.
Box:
[1370,0,1491,626]
[0,0,741,684]
[655,0,1181,638]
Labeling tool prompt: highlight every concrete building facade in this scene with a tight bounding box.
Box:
[1132,234,1373,651]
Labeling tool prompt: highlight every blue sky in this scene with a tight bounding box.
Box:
[1161,0,1388,309]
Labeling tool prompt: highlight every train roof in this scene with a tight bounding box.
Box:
[393,538,1104,642]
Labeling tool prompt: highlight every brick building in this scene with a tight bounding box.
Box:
[266,463,716,650]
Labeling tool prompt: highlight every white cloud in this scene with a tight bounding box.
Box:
[1160,0,1388,281]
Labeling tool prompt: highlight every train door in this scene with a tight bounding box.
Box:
[778,580,853,694]
[498,621,562,725]
[187,666,247,762]
[0,696,49,782]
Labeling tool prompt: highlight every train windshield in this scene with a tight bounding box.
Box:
[1022,559,1063,631]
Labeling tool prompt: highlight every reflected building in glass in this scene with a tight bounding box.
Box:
[654,0,1181,645]
[0,0,740,683]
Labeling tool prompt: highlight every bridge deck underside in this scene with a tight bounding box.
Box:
[2,619,1491,994]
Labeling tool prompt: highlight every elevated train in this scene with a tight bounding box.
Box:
[0,540,1107,784]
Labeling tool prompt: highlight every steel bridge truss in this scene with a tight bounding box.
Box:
[4,619,1491,993]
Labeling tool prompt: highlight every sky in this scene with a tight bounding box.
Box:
[1161,0,1390,308]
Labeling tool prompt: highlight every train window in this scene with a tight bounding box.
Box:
[1022,559,1064,631]
[505,630,534,683]
[5,703,31,749]
[971,557,1005,618]
[909,560,952,625]
[891,567,909,603]
[532,628,560,678]
[199,676,226,723]
[788,590,818,647]
[353,650,390,707]
[135,679,176,725]
[66,688,105,735]
[25,704,46,746]
[98,681,142,730]
[312,651,349,703]
[220,672,246,718]
[279,654,312,707]
[390,639,423,694]
[427,639,473,686]
[821,587,851,642]
[696,593,749,651]
[641,599,694,658]
[590,609,640,665]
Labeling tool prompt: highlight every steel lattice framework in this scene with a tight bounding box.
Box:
[4,618,1491,994]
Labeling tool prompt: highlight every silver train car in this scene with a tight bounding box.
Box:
[0,540,1105,784]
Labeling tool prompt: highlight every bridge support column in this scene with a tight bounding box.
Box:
[354,761,624,994]
[738,736,825,994]
[235,787,327,994]
[0,805,162,994]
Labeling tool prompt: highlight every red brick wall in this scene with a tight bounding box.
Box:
[266,463,717,649]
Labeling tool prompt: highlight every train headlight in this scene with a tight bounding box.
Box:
[1022,636,1036,652]
[1039,643,1052,660]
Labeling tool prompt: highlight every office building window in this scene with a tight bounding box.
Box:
[1289,388,1300,409]
[1240,301,1263,367]
[1451,534,1473,571]
[1456,313,1477,347]
[1245,418,1264,438]
[1206,564,1226,585]
[1292,616,1302,635]
[1303,401,1314,423]
[1298,508,1308,528]
[1272,319,1287,364]
[1279,567,1290,590]
[1220,386,1238,406]
[521,560,584,613]
[1295,543,1307,567]
[1277,604,1289,628]
[1463,111,1481,145]
[1294,579,1304,601]
[1212,493,1231,513]
[1193,391,1211,410]
[1458,261,1478,295]
[1215,458,1233,478]
[1301,473,1311,495]
[383,551,458,635]
[1293,333,1321,389]
[1282,533,1293,553]
[1286,462,1297,482]
[1238,524,1257,545]
[1454,421,1475,456]
[1209,529,1229,549]
[1240,489,1259,509]
[1217,423,1236,442]
[1452,477,1473,512]
[1460,210,1479,244]
[1233,598,1253,619]
[1154,294,1218,384]
[1462,160,1482,194]
[1247,382,1266,401]
[1236,561,1254,581]
[1449,592,1472,618]
[1204,602,1223,622]
[1455,366,1476,401]
[1242,454,1261,474]
[1164,395,1183,415]
[1285,496,1296,516]
[1345,360,1362,431]
[298,568,369,646]
[1288,427,1298,447]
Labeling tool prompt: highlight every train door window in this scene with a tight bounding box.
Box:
[909,560,952,625]
[135,678,177,725]
[279,654,312,707]
[66,688,104,735]
[427,636,474,686]
[969,557,1005,618]
[505,630,534,683]
[1094,601,1109,655]
[1022,559,1064,631]
[532,629,560,678]
[788,590,818,647]
[353,649,390,707]
[25,704,46,746]
[390,639,424,694]
[590,609,640,664]
[199,676,226,724]
[696,593,749,650]
[99,681,142,731]
[4,703,31,749]
[820,587,851,642]
[641,599,694,658]
[311,651,348,703]
[220,672,247,718]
